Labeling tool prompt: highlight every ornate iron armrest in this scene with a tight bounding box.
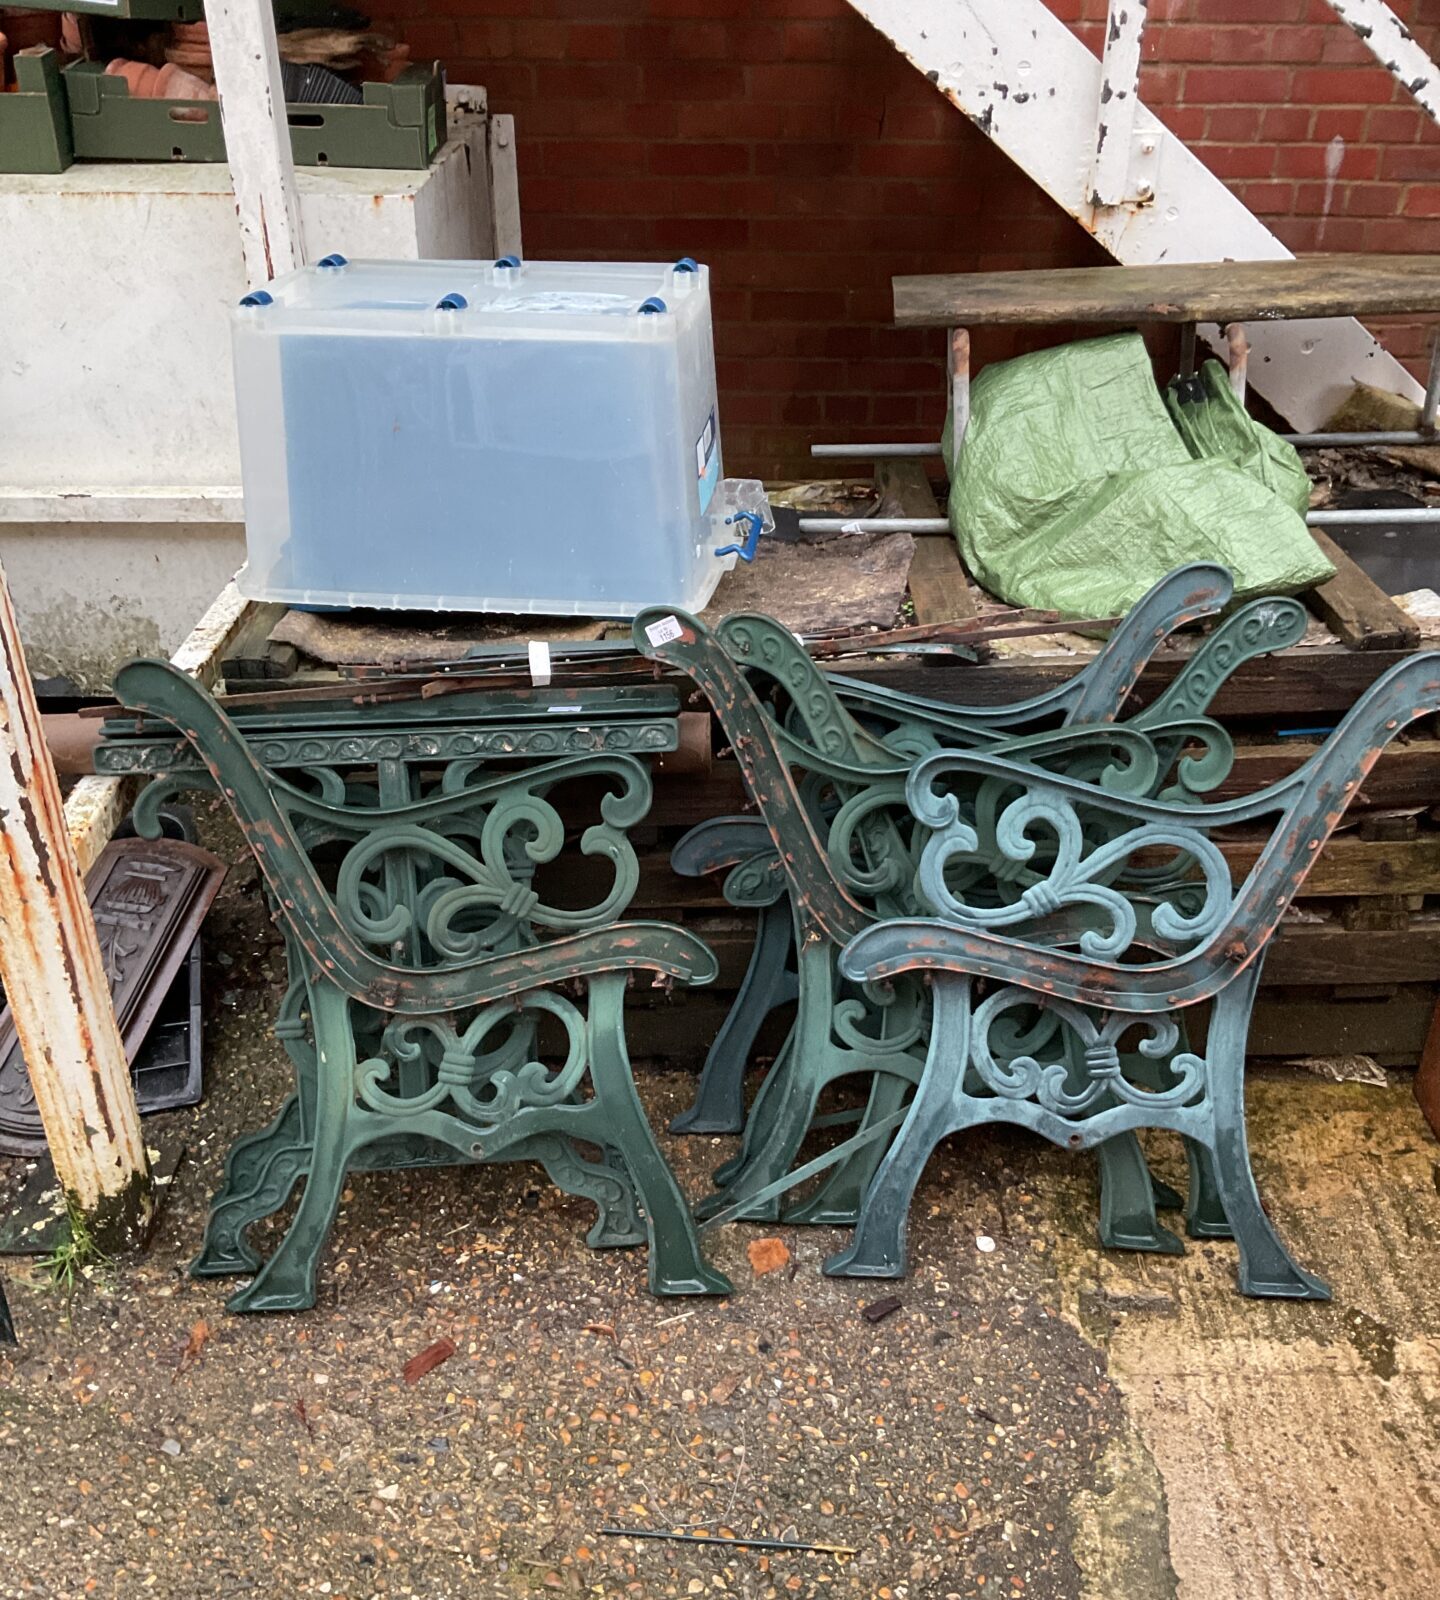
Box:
[670,816,788,912]
[833,587,1304,781]
[829,563,1233,734]
[635,609,871,944]
[865,649,1440,1004]
[112,658,714,1013]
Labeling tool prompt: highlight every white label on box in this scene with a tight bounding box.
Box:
[644,615,685,647]
[527,640,552,687]
[695,408,720,516]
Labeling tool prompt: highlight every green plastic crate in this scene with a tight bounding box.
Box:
[14,1,203,18]
[0,48,73,174]
[63,61,446,170]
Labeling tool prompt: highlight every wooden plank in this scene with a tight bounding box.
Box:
[875,460,979,626]
[660,921,1440,994]
[624,987,1437,1067]
[1213,738,1440,811]
[1266,923,1440,986]
[1248,987,1433,1062]
[1414,996,1440,1138]
[487,112,522,260]
[1304,528,1420,652]
[0,558,152,1245]
[892,255,1440,330]
[566,830,1440,917]
[221,602,299,682]
[843,644,1417,719]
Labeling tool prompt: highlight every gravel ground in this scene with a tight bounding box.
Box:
[2,839,1437,1600]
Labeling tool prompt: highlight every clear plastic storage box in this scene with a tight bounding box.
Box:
[231,256,748,616]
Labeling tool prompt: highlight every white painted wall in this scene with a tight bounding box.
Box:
[0,105,519,685]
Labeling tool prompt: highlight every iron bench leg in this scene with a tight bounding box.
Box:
[671,898,797,1134]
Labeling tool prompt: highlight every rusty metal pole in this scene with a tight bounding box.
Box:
[0,557,152,1248]
[1225,322,1250,404]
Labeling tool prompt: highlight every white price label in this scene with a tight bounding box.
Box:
[644,615,684,647]
[527,640,552,687]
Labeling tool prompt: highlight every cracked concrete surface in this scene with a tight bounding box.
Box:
[1,842,1437,1599]
[1061,1078,1440,1600]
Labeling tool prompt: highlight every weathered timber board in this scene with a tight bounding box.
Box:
[840,645,1419,719]
[559,830,1440,911]
[272,608,607,669]
[1245,987,1434,1061]
[1305,529,1421,653]
[664,922,1440,995]
[702,530,913,635]
[622,989,1436,1067]
[874,461,979,626]
[1209,738,1440,810]
[637,738,1440,826]
[892,255,1440,329]
[1415,1001,1440,1137]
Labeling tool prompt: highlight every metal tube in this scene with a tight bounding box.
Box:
[948,327,971,479]
[798,516,950,534]
[799,509,1440,534]
[810,442,939,458]
[1225,322,1249,403]
[1306,507,1440,525]
[1282,431,1439,447]
[817,432,1440,458]
[1423,331,1440,434]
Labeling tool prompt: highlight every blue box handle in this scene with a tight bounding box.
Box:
[714,510,763,564]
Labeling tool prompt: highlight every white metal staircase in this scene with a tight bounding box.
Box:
[845,0,1439,428]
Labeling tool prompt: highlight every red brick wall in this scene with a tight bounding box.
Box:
[372,0,1439,478]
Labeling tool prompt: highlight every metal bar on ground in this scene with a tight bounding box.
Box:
[0,558,152,1249]
[1306,508,1440,525]
[1282,432,1440,447]
[817,431,1440,456]
[798,517,950,535]
[812,443,939,458]
[800,510,1440,535]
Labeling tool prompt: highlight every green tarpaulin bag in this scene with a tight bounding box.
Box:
[945,333,1331,619]
[1164,357,1312,516]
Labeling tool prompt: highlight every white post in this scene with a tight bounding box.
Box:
[488,114,523,261]
[0,559,152,1247]
[1089,0,1149,206]
[205,0,306,284]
